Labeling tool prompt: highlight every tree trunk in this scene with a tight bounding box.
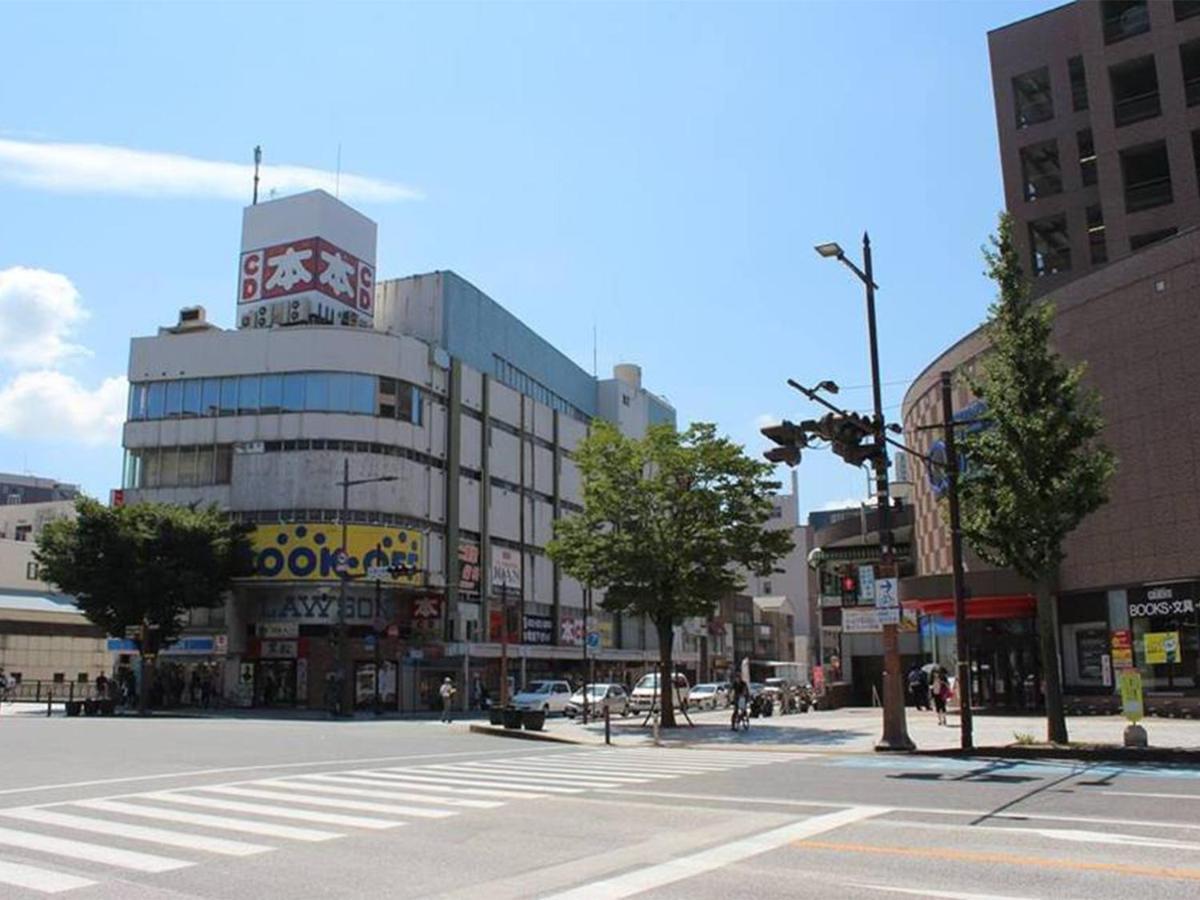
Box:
[655,618,676,728]
[138,658,154,717]
[1036,577,1068,744]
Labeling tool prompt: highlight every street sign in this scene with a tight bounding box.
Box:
[857,565,877,602]
[587,631,601,649]
[364,634,377,651]
[1118,668,1144,722]
[875,577,898,609]
[876,607,900,626]
[1111,629,1133,667]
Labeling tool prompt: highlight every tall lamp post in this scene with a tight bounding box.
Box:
[333,459,398,717]
[815,234,914,751]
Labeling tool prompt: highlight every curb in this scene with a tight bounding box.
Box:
[914,745,1200,765]
[468,724,588,745]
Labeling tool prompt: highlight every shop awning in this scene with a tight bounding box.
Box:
[902,594,1035,620]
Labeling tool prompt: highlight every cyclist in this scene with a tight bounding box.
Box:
[730,675,751,731]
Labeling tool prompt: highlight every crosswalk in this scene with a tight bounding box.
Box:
[0,748,792,894]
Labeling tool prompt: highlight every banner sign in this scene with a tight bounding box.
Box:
[560,616,583,646]
[258,591,394,624]
[1111,629,1133,668]
[842,608,882,633]
[1144,631,1182,665]
[491,547,521,591]
[249,523,422,584]
[1128,584,1197,619]
[1118,668,1144,722]
[523,614,554,645]
[857,565,876,602]
[458,541,481,595]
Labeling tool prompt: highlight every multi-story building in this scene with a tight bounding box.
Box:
[0,474,78,507]
[119,189,684,711]
[990,0,1200,296]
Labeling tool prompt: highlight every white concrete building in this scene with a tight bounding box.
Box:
[120,190,681,710]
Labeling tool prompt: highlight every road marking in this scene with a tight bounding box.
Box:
[193,785,456,819]
[0,860,95,894]
[442,763,639,786]
[794,840,1200,882]
[74,798,341,841]
[545,806,887,898]
[377,769,584,794]
[0,746,568,797]
[257,779,500,809]
[1099,790,1200,801]
[516,758,726,775]
[143,791,404,829]
[300,772,545,800]
[0,807,271,856]
[872,817,1200,850]
[0,824,190,872]
[842,884,1043,900]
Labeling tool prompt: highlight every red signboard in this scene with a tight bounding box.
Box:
[812,665,825,695]
[238,237,375,313]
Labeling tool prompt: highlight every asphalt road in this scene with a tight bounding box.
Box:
[1,715,1199,899]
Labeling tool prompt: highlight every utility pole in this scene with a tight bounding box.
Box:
[941,371,973,749]
[499,582,510,707]
[337,458,350,716]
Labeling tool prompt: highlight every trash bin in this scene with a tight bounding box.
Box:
[502,708,523,730]
[522,710,546,731]
[83,699,98,717]
[65,701,82,717]
[488,708,505,726]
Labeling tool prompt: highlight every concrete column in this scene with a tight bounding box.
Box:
[461,653,470,711]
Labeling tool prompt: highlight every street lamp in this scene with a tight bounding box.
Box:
[816,232,914,752]
[332,459,398,717]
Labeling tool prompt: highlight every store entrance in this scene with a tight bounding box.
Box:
[255,660,297,706]
[966,618,1040,710]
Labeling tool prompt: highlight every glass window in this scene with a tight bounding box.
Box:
[1181,39,1200,107]
[196,446,214,485]
[412,388,423,426]
[1078,129,1097,187]
[1028,214,1072,277]
[238,376,260,415]
[176,446,200,486]
[129,383,148,421]
[282,373,305,412]
[1179,1,1200,22]
[260,374,283,414]
[142,449,161,488]
[351,375,375,414]
[147,382,166,420]
[1102,1,1149,44]
[159,446,179,487]
[219,377,238,416]
[164,380,183,419]
[1013,67,1053,129]
[379,376,397,396]
[1087,204,1108,265]
[201,378,221,417]
[328,373,352,411]
[305,373,330,411]
[1021,139,1062,201]
[1121,140,1172,213]
[1110,55,1160,127]
[1130,226,1177,250]
[1068,56,1088,111]
[214,445,233,484]
[182,379,202,417]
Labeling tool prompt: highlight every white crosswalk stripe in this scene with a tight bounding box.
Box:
[0,747,797,893]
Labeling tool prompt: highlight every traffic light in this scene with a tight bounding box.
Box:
[760,420,807,468]
[809,411,879,468]
[839,566,859,606]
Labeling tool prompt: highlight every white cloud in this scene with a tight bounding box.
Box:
[818,497,869,511]
[0,138,421,203]
[754,412,779,431]
[0,370,128,445]
[0,267,89,368]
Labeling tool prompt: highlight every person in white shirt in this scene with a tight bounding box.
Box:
[439,677,456,723]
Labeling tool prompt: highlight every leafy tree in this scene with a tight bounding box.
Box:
[36,499,253,711]
[958,213,1116,743]
[548,422,792,727]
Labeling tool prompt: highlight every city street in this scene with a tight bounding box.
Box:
[1,715,1199,898]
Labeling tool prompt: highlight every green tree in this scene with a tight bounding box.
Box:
[35,499,253,712]
[548,422,792,727]
[958,213,1116,743]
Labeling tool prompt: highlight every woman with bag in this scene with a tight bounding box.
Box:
[931,671,950,726]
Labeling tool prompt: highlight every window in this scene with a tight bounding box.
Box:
[1013,67,1053,128]
[14,524,31,542]
[351,375,376,415]
[1131,226,1177,250]
[1028,214,1071,277]
[164,380,183,418]
[1182,40,1200,106]
[1110,55,1160,126]
[176,446,200,487]
[1121,140,1172,212]
[215,445,233,484]
[25,561,38,580]
[237,375,260,415]
[762,580,773,595]
[1078,129,1097,187]
[1020,139,1062,200]
[328,373,352,411]
[159,446,179,487]
[201,378,220,417]
[181,379,201,417]
[219,377,238,416]
[1103,1,1150,44]
[305,373,329,411]
[196,446,214,484]
[1178,1,1200,22]
[129,383,148,421]
[1087,204,1108,265]
[282,373,305,412]
[1068,56,1089,111]
[146,382,165,419]
[260,374,283,414]
[621,394,630,407]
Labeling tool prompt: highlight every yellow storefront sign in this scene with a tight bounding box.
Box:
[1118,668,1143,722]
[248,523,423,584]
[1144,631,1181,665]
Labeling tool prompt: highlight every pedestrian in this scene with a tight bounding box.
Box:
[440,677,456,723]
[95,672,109,700]
[931,670,950,726]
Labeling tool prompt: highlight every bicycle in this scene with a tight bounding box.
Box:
[731,699,750,732]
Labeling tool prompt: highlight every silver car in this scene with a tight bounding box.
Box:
[565,683,630,718]
[687,682,730,710]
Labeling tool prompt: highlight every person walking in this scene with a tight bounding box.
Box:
[439,677,456,723]
[931,670,950,726]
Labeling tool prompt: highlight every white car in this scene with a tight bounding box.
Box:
[565,683,630,718]
[630,672,690,712]
[512,680,574,715]
[688,682,730,710]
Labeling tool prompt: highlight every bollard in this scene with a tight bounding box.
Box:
[46,690,53,717]
[604,704,611,745]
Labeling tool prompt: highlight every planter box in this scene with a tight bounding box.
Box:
[65,701,82,717]
[502,709,523,730]
[83,699,98,717]
[488,708,505,726]
[100,699,116,716]
[522,710,546,731]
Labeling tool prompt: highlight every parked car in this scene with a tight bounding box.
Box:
[630,672,690,712]
[565,683,630,718]
[512,680,574,715]
[687,682,730,710]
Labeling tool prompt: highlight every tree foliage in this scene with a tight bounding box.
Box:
[35,499,254,649]
[958,212,1116,742]
[548,422,793,726]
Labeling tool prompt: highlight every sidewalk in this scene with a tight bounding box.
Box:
[479,705,1200,753]
[0,701,492,723]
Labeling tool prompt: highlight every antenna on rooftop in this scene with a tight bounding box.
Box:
[252,145,262,205]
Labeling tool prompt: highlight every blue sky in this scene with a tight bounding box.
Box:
[0,0,1054,517]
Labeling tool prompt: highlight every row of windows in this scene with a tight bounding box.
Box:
[128,373,423,426]
[124,445,235,489]
[492,355,589,423]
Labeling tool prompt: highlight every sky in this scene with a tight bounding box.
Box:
[0,0,1057,519]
